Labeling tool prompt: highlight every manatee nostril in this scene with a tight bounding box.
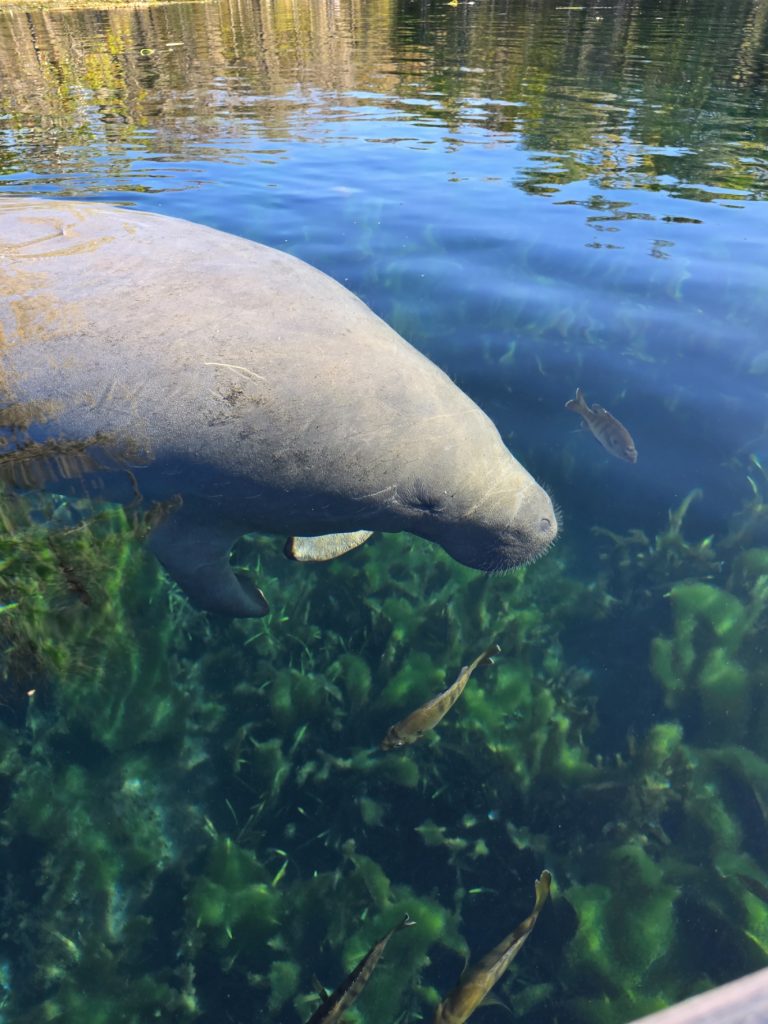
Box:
[539,517,552,533]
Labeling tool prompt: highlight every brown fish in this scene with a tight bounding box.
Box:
[380,642,500,751]
[433,871,551,1024]
[306,913,415,1024]
[565,387,637,463]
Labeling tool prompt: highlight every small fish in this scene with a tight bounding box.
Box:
[380,642,500,751]
[306,913,415,1024]
[565,387,637,463]
[433,871,551,1024]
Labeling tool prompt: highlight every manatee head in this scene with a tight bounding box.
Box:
[430,479,558,572]
[390,430,558,573]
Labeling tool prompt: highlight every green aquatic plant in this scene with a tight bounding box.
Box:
[2,471,768,1024]
[594,489,720,609]
[724,454,768,551]
[1,725,209,1021]
[561,844,676,1022]
[650,581,752,742]
[0,492,198,741]
[331,881,466,1024]
[186,835,281,952]
[650,563,768,747]
[0,490,219,1019]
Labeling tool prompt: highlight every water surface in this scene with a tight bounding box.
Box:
[1,1,768,1022]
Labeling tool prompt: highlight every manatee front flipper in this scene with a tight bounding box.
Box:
[148,509,269,618]
[284,530,373,562]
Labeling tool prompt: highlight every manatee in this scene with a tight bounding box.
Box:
[0,199,558,617]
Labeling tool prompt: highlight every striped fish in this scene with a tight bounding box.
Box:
[433,871,551,1024]
[380,642,500,751]
[565,387,637,463]
[306,913,415,1024]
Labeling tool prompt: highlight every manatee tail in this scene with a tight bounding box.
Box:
[148,508,269,618]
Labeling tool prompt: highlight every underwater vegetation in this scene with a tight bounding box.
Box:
[307,911,415,1024]
[379,641,501,751]
[0,461,766,1023]
[434,870,551,1024]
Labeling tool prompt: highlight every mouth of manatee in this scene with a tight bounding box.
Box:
[0,198,559,618]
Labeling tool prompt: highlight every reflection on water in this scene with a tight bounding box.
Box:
[2,0,768,199]
[2,1,768,1023]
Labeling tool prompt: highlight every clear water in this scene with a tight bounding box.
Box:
[1,0,768,1022]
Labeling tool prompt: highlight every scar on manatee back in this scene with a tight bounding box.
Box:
[0,206,114,259]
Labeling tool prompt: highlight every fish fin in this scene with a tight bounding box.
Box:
[284,530,374,562]
[457,952,471,981]
[148,508,269,618]
[461,642,501,680]
[480,641,501,666]
[534,869,553,912]
[480,993,514,1014]
[564,387,588,414]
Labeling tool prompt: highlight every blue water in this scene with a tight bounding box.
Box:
[2,1,768,1022]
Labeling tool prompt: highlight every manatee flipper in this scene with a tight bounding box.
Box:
[284,530,374,562]
[148,510,269,617]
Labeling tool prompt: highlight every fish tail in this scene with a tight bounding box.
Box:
[511,870,552,946]
[564,387,588,414]
[480,641,501,666]
[533,870,552,914]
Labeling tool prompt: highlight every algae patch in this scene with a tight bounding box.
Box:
[0,469,766,1021]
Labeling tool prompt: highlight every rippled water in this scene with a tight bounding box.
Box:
[4,0,767,536]
[1,1,768,1022]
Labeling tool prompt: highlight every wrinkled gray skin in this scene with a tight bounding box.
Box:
[0,199,558,617]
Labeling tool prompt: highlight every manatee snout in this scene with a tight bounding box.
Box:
[506,484,559,565]
[431,482,558,573]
